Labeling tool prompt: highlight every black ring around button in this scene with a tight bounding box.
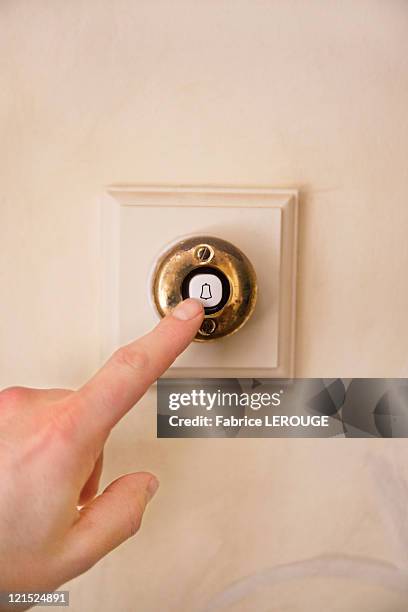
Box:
[181,266,231,315]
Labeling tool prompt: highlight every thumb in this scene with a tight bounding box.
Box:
[62,472,158,577]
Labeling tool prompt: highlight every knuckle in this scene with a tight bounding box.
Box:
[49,400,82,445]
[113,344,150,373]
[155,324,180,361]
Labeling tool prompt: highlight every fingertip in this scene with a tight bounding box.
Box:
[126,471,159,503]
[171,298,204,321]
[146,475,160,502]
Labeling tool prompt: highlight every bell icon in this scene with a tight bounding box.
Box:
[200,282,212,300]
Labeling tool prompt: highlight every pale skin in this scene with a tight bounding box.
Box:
[0,298,204,609]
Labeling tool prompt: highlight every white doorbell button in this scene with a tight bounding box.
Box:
[151,235,257,341]
[188,273,223,308]
[181,265,231,315]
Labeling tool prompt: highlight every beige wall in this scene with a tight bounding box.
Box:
[1,1,408,610]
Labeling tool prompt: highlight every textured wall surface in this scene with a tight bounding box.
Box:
[1,1,408,610]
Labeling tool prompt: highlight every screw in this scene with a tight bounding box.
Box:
[195,244,213,263]
[199,318,217,336]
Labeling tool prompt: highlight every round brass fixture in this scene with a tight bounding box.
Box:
[151,235,257,341]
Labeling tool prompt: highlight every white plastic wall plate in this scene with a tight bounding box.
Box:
[101,186,298,378]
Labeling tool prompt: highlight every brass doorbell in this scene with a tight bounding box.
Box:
[151,235,257,341]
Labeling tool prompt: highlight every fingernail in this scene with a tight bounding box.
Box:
[146,476,160,502]
[172,298,203,321]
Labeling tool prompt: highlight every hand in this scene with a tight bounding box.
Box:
[0,299,203,601]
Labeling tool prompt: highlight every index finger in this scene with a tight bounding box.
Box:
[69,299,203,441]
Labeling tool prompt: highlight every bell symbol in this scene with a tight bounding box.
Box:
[200,283,212,300]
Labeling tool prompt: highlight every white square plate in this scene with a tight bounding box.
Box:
[101,186,298,377]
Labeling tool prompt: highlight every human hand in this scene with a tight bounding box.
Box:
[0,299,203,604]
